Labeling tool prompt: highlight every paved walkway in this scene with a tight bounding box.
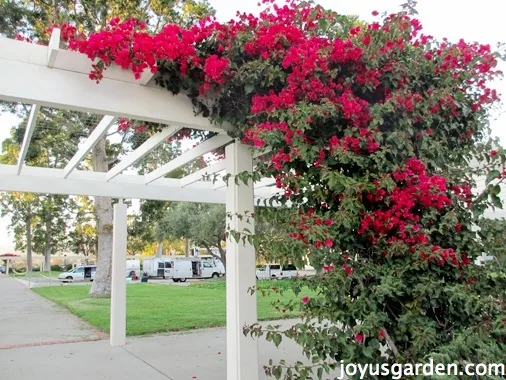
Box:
[0,274,341,379]
[0,274,104,349]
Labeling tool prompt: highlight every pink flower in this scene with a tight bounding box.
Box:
[324,238,334,248]
[490,150,498,157]
[355,333,364,343]
[372,10,379,16]
[378,330,385,340]
[301,296,310,304]
[454,224,462,232]
[323,264,334,272]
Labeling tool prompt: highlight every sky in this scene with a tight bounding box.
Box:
[0,0,505,251]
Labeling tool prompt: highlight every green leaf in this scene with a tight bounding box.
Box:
[491,194,503,209]
[273,333,282,347]
[486,170,500,185]
[245,84,255,95]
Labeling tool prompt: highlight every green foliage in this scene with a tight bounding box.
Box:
[33,282,310,335]
[156,202,226,263]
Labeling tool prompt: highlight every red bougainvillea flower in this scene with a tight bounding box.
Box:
[355,333,365,343]
[301,296,310,304]
[379,330,386,339]
[323,264,334,272]
[490,150,498,157]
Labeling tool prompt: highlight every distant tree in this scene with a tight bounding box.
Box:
[0,192,38,272]
[156,203,227,268]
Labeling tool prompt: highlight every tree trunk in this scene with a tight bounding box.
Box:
[218,245,227,271]
[44,219,52,272]
[155,242,163,258]
[26,215,33,273]
[89,137,114,297]
[185,239,190,257]
[44,246,52,272]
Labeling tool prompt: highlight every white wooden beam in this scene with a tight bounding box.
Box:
[214,175,275,191]
[254,177,276,189]
[0,164,225,204]
[47,28,60,68]
[106,126,181,181]
[0,37,231,133]
[145,134,233,184]
[180,160,226,188]
[63,115,117,178]
[139,71,155,85]
[225,141,259,380]
[17,104,40,175]
[110,199,127,347]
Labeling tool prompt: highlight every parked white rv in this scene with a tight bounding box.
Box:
[256,264,298,280]
[142,257,223,282]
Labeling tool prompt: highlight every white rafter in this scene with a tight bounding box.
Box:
[0,37,231,133]
[17,104,40,175]
[47,28,60,67]
[0,164,226,204]
[139,71,155,85]
[106,126,181,182]
[63,115,117,178]
[145,134,233,184]
[180,160,227,188]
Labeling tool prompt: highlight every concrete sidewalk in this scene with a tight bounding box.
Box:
[0,274,104,348]
[0,274,340,379]
[1,320,339,380]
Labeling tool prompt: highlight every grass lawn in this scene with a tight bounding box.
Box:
[33,281,314,336]
[10,270,63,278]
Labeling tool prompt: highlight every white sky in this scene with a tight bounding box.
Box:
[1,0,505,250]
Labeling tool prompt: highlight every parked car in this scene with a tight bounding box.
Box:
[0,265,5,274]
[256,264,298,280]
[57,265,96,282]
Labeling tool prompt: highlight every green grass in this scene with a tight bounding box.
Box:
[33,281,315,336]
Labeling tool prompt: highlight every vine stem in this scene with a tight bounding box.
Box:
[357,278,400,357]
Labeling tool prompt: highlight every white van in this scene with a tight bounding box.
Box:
[143,257,222,282]
[58,265,96,282]
[256,264,298,280]
[199,255,225,276]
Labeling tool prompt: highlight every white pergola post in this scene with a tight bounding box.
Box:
[225,141,259,380]
[6,259,9,275]
[110,199,127,346]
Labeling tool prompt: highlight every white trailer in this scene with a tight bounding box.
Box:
[126,259,141,279]
[143,257,222,282]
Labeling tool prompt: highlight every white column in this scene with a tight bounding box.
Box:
[110,199,127,346]
[225,141,259,380]
[6,259,9,275]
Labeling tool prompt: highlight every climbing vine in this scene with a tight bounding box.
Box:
[63,0,506,378]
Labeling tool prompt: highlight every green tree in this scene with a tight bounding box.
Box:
[155,202,227,268]
[0,192,38,272]
[0,110,78,272]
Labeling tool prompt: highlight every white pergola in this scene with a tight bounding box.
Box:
[0,30,278,380]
